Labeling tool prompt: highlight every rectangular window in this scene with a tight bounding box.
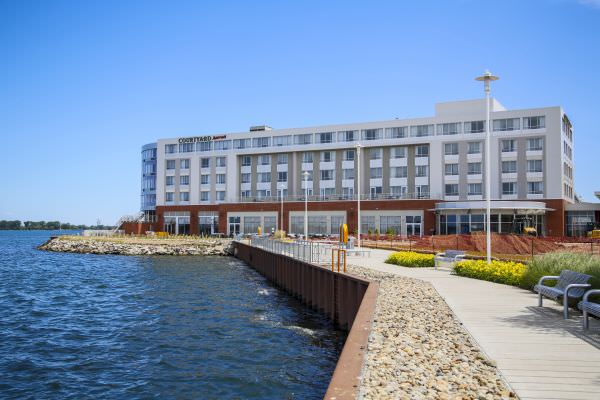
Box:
[320,170,334,181]
[240,190,251,199]
[241,155,251,166]
[444,163,459,175]
[527,159,543,173]
[437,123,461,135]
[361,216,376,233]
[216,156,226,167]
[339,130,358,142]
[370,167,383,179]
[316,132,334,144]
[197,141,212,152]
[320,151,334,162]
[415,145,429,157]
[241,173,251,183]
[468,183,482,195]
[370,148,382,160]
[216,174,226,184]
[233,138,250,149]
[201,158,210,168]
[259,155,270,165]
[180,175,190,185]
[294,134,313,145]
[201,174,210,185]
[416,185,429,198]
[527,138,543,151]
[467,142,481,154]
[166,160,176,170]
[343,149,355,161]
[386,126,407,138]
[502,182,516,195]
[214,140,231,151]
[200,191,209,201]
[493,118,520,131]
[444,143,459,155]
[179,142,194,153]
[216,191,225,201]
[464,120,485,133]
[342,187,354,199]
[165,144,177,154]
[302,152,313,163]
[502,161,517,173]
[523,116,545,130]
[501,140,516,152]
[256,190,270,199]
[258,172,271,183]
[392,147,406,158]
[166,176,174,186]
[362,128,383,141]
[273,135,291,147]
[528,181,544,194]
[416,165,428,177]
[277,171,287,182]
[445,184,459,196]
[342,169,355,179]
[180,159,190,169]
[380,216,402,234]
[392,166,407,178]
[467,162,481,175]
[276,154,288,164]
[180,192,190,201]
[410,124,434,137]
[390,186,407,198]
[165,192,174,202]
[252,137,270,148]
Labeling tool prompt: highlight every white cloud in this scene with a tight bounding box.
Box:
[578,0,600,9]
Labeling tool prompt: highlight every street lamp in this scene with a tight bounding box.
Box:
[303,170,309,240]
[476,70,499,264]
[356,143,362,248]
[278,183,284,232]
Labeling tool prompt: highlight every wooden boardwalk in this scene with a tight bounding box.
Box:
[346,248,600,400]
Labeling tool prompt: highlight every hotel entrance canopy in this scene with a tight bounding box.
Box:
[432,201,553,215]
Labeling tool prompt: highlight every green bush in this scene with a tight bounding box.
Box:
[454,260,526,287]
[519,252,600,290]
[385,251,435,268]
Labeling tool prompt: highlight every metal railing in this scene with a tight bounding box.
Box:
[249,236,334,264]
[226,192,441,204]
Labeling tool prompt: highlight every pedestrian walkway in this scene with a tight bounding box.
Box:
[346,248,600,400]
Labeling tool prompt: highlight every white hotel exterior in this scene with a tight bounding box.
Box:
[139,98,598,237]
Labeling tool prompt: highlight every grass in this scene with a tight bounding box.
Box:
[519,252,600,290]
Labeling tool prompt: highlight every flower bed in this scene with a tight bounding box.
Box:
[454,259,526,287]
[385,251,435,268]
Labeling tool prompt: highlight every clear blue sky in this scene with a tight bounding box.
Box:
[1,0,599,225]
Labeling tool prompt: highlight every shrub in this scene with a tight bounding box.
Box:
[454,259,527,287]
[519,252,600,290]
[385,251,435,268]
[272,230,286,240]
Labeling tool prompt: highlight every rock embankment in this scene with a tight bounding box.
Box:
[345,265,516,400]
[38,236,233,256]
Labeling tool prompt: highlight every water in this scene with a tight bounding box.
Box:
[0,231,345,399]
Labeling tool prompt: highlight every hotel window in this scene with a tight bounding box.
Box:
[252,137,270,148]
[527,159,543,173]
[390,186,407,198]
[216,174,226,184]
[369,186,382,199]
[493,118,520,131]
[259,155,270,165]
[316,132,334,144]
[380,216,402,234]
[277,171,287,182]
[467,142,481,154]
[276,154,288,164]
[241,173,251,183]
[258,172,271,183]
[304,171,314,181]
[244,216,261,233]
[362,128,383,141]
[166,176,175,186]
[468,183,482,196]
[502,182,516,195]
[339,130,358,142]
[343,149,355,161]
[342,169,355,179]
[201,158,210,168]
[501,139,516,152]
[386,126,407,138]
[392,166,407,178]
[201,174,210,185]
[179,142,194,152]
[445,184,459,196]
[273,135,291,147]
[216,191,225,201]
[502,161,517,173]
[166,192,174,202]
[415,165,428,177]
[216,157,226,167]
[415,145,429,157]
[410,124,434,137]
[370,167,383,179]
[197,141,212,152]
[464,121,485,133]
[392,147,406,158]
[527,138,543,151]
[302,152,313,163]
[444,143,459,155]
[321,170,334,181]
[321,151,334,162]
[320,188,335,197]
[342,187,354,198]
[416,185,429,198]
[180,175,190,185]
[523,116,545,130]
[241,155,251,166]
[294,133,313,145]
[445,163,459,176]
[437,122,461,135]
[166,160,176,170]
[256,190,271,199]
[234,138,250,149]
[467,162,482,175]
[361,216,376,234]
[370,148,382,160]
[165,144,177,154]
[180,159,190,169]
[528,181,544,194]
[214,140,231,151]
[200,191,209,202]
[180,192,190,201]
[241,190,251,199]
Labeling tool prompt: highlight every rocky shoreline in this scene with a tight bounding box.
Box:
[345,264,516,400]
[38,236,234,256]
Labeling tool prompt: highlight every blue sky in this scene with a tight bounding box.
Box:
[1,0,599,225]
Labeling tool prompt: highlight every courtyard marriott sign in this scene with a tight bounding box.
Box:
[177,135,227,143]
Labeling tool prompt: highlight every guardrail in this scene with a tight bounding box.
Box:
[224,192,441,203]
[249,236,334,264]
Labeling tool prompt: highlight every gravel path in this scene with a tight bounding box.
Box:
[346,264,517,400]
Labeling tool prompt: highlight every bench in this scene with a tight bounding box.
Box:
[579,290,600,330]
[434,250,466,269]
[534,270,592,319]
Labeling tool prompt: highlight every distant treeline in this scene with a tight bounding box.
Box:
[0,220,115,230]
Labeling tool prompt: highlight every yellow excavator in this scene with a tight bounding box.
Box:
[586,222,600,238]
[513,216,538,237]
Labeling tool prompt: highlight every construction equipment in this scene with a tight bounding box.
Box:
[586,222,600,238]
[513,216,538,237]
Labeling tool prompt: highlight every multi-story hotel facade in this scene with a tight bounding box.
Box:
[139,98,600,237]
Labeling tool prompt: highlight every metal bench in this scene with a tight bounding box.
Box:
[579,290,600,330]
[534,270,592,319]
[434,250,466,269]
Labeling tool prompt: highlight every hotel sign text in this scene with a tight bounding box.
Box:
[178,135,226,143]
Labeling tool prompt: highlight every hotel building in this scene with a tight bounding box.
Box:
[139,98,599,237]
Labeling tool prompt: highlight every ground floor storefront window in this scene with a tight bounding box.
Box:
[437,213,546,236]
[199,212,219,236]
[163,211,190,235]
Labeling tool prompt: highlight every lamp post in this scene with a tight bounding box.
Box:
[476,70,499,264]
[279,183,284,232]
[303,170,309,240]
[356,143,362,248]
